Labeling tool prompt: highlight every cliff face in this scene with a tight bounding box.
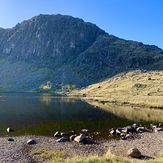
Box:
[0,14,105,67]
[0,14,163,92]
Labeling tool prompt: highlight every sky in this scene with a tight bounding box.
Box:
[0,0,163,49]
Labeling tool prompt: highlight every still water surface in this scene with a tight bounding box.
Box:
[0,93,162,138]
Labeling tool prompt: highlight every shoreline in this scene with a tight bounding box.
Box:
[1,131,163,162]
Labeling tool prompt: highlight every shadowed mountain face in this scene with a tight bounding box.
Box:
[0,14,163,92]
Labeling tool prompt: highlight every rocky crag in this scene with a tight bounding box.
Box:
[0,14,163,92]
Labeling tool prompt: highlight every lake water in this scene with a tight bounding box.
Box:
[0,93,162,139]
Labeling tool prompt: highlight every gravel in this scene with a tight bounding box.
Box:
[0,131,163,162]
[105,131,163,159]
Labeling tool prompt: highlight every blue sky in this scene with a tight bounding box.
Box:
[0,0,163,49]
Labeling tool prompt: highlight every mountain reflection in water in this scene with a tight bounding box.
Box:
[1,93,162,137]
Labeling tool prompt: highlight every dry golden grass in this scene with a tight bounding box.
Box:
[32,148,163,163]
[32,148,66,162]
[61,150,163,163]
[73,70,163,108]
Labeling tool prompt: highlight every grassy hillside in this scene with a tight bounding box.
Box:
[72,70,163,108]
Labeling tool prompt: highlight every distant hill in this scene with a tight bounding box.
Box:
[0,14,163,92]
[74,70,163,108]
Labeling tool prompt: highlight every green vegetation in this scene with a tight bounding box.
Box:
[32,149,163,163]
[38,81,76,94]
[32,149,66,162]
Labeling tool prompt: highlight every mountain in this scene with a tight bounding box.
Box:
[0,14,163,92]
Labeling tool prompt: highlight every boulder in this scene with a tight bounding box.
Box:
[7,128,14,132]
[54,131,61,137]
[8,138,14,142]
[150,123,157,129]
[136,126,150,133]
[125,133,133,139]
[122,126,136,133]
[153,127,163,132]
[61,132,69,136]
[74,134,85,143]
[158,123,162,127]
[116,129,121,135]
[56,137,67,142]
[70,135,76,141]
[132,123,140,128]
[127,148,141,158]
[83,138,95,144]
[110,129,116,135]
[120,133,126,137]
[136,127,145,133]
[27,139,36,145]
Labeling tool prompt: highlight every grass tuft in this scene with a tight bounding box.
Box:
[32,148,66,162]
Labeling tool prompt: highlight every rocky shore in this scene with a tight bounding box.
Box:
[0,129,163,163]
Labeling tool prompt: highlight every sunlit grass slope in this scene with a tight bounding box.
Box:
[73,70,163,108]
